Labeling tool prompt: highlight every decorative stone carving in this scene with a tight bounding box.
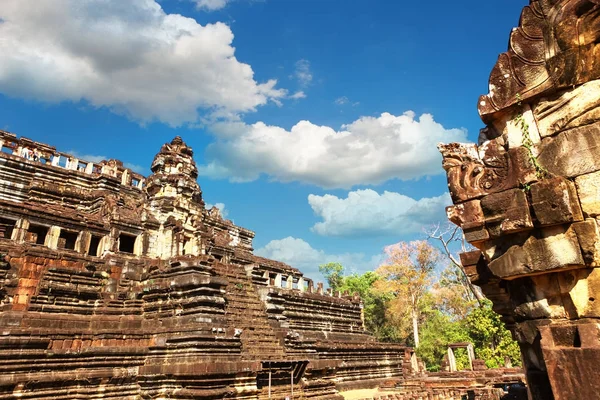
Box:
[478,0,600,122]
[439,2,600,398]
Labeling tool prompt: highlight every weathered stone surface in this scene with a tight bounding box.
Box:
[438,142,496,203]
[537,123,600,178]
[484,225,584,279]
[439,139,538,204]
[540,323,600,400]
[478,0,600,121]
[533,80,600,138]
[530,177,583,226]
[447,201,489,245]
[508,274,568,320]
[571,219,600,266]
[460,250,494,285]
[491,103,542,149]
[442,16,600,392]
[481,188,533,238]
[575,170,600,217]
[556,268,600,318]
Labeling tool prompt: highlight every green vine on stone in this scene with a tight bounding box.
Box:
[515,93,548,182]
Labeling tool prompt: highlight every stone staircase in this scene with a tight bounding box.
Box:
[212,261,286,361]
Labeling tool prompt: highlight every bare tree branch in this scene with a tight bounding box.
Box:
[427,223,485,306]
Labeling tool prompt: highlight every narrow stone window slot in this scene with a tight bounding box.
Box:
[89,235,101,256]
[573,327,582,348]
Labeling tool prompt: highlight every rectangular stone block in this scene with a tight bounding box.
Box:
[530,177,583,226]
[491,103,541,148]
[571,219,600,267]
[575,170,600,217]
[481,188,533,238]
[447,201,489,245]
[532,80,600,138]
[508,274,567,320]
[459,250,492,285]
[508,146,538,188]
[557,268,600,318]
[537,123,600,178]
[485,225,584,279]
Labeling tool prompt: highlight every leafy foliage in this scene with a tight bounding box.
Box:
[374,241,440,347]
[319,241,522,371]
[466,300,522,368]
[318,262,344,290]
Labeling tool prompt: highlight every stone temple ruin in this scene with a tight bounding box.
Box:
[440,0,600,399]
[0,130,418,399]
[3,0,599,398]
[0,132,527,399]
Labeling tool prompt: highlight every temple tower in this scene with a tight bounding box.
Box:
[145,136,205,258]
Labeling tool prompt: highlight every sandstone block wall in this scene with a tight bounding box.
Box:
[439,1,600,399]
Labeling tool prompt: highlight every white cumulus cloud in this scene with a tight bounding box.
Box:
[195,0,229,11]
[309,189,452,237]
[198,111,467,188]
[0,0,286,126]
[255,236,383,281]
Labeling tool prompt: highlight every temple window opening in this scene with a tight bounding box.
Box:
[27,224,48,245]
[118,233,136,254]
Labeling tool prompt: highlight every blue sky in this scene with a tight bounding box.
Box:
[0,0,527,281]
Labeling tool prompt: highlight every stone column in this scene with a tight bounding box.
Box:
[287,275,293,289]
[466,344,475,371]
[447,348,456,373]
[133,235,143,256]
[121,169,130,186]
[12,219,29,242]
[298,277,305,292]
[45,226,60,249]
[76,231,91,254]
[274,274,282,288]
[317,282,324,295]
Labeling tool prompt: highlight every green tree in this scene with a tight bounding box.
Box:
[416,309,470,371]
[466,300,522,368]
[318,264,401,342]
[318,262,344,290]
[339,272,398,340]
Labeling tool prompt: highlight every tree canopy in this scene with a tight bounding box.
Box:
[318,240,522,371]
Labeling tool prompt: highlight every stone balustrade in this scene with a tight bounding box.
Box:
[0,130,145,189]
